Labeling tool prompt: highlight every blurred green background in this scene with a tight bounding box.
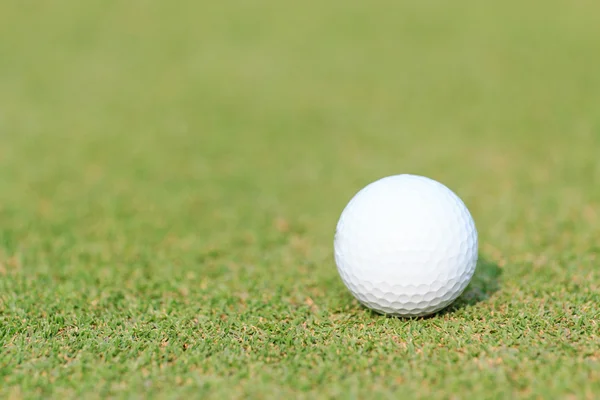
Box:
[1,1,599,398]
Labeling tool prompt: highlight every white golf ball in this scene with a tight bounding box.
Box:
[334,174,478,317]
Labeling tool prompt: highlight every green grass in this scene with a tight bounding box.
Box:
[1,0,600,398]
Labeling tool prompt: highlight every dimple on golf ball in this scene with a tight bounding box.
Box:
[334,174,478,317]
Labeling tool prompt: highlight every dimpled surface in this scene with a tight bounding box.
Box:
[334,174,478,317]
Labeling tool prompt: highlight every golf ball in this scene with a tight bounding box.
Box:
[334,174,478,317]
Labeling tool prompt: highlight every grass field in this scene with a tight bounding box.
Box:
[1,1,600,398]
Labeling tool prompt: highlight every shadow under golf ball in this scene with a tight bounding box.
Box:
[350,255,502,319]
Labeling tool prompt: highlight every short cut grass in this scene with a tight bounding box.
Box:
[1,0,600,398]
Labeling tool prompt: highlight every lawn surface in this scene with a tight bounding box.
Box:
[1,1,600,398]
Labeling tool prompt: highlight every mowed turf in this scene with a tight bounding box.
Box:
[1,1,600,398]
